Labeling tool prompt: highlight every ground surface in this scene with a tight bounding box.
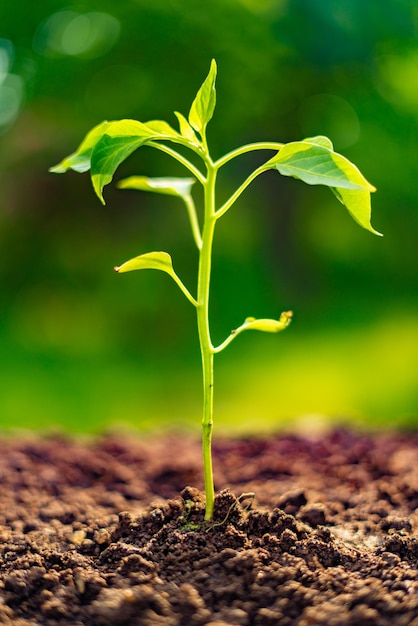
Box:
[0,429,417,625]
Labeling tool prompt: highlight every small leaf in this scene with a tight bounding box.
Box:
[303,135,334,150]
[188,59,217,135]
[105,119,156,138]
[49,121,110,173]
[89,118,196,203]
[145,119,182,140]
[231,311,293,337]
[332,188,382,236]
[118,176,195,198]
[115,251,198,306]
[265,139,380,235]
[174,111,198,143]
[238,311,293,333]
[91,134,149,203]
[269,141,375,191]
[115,251,175,274]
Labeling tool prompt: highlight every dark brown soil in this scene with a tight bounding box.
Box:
[0,429,417,625]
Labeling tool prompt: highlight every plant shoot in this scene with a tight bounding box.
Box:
[51,60,379,521]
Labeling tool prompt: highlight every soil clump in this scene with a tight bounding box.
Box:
[0,429,417,625]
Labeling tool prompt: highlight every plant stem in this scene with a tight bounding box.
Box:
[147,141,206,184]
[183,194,203,250]
[215,164,269,219]
[213,141,284,169]
[197,159,217,521]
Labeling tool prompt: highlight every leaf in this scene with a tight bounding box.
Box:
[49,121,110,173]
[269,141,376,191]
[50,119,155,178]
[114,251,197,306]
[265,138,380,235]
[188,59,217,135]
[303,135,334,150]
[145,119,182,140]
[118,176,195,198]
[234,311,293,335]
[332,188,382,236]
[104,119,157,138]
[89,118,197,203]
[91,134,150,203]
[115,251,176,274]
[174,111,198,143]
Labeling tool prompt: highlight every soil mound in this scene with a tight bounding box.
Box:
[0,430,417,625]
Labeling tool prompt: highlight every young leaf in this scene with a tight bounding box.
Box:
[104,119,157,138]
[89,118,199,203]
[236,312,293,334]
[118,176,195,198]
[214,311,293,353]
[91,134,150,203]
[115,251,175,274]
[174,111,198,144]
[50,119,155,179]
[145,119,182,140]
[49,121,110,173]
[303,135,334,150]
[115,251,197,306]
[269,141,375,191]
[265,138,379,235]
[332,188,382,236]
[188,59,217,136]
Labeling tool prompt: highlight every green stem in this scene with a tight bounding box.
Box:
[215,164,269,219]
[213,331,237,353]
[213,141,284,169]
[147,141,206,184]
[183,194,203,250]
[197,158,217,521]
[171,272,198,307]
[213,142,285,219]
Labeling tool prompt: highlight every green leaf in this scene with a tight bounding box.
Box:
[115,251,175,274]
[50,119,156,179]
[115,251,197,306]
[265,138,380,235]
[145,119,182,140]
[188,59,217,135]
[303,135,334,150]
[89,118,197,203]
[237,311,293,334]
[49,121,110,173]
[269,141,376,191]
[332,187,382,236]
[174,111,198,143]
[104,119,156,138]
[118,176,195,198]
[91,134,150,203]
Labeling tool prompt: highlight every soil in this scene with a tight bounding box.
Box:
[0,429,417,626]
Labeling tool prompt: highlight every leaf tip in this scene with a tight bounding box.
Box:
[92,177,106,205]
[114,266,120,273]
[280,310,293,327]
[49,164,63,174]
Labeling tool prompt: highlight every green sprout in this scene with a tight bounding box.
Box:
[51,60,380,521]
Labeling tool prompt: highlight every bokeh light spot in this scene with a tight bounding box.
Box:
[374,52,418,113]
[0,48,11,85]
[0,74,24,129]
[33,11,120,59]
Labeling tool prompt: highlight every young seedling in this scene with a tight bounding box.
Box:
[51,60,380,521]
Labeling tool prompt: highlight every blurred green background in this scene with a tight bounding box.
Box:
[1,0,417,435]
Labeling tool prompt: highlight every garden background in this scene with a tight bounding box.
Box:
[0,0,417,434]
